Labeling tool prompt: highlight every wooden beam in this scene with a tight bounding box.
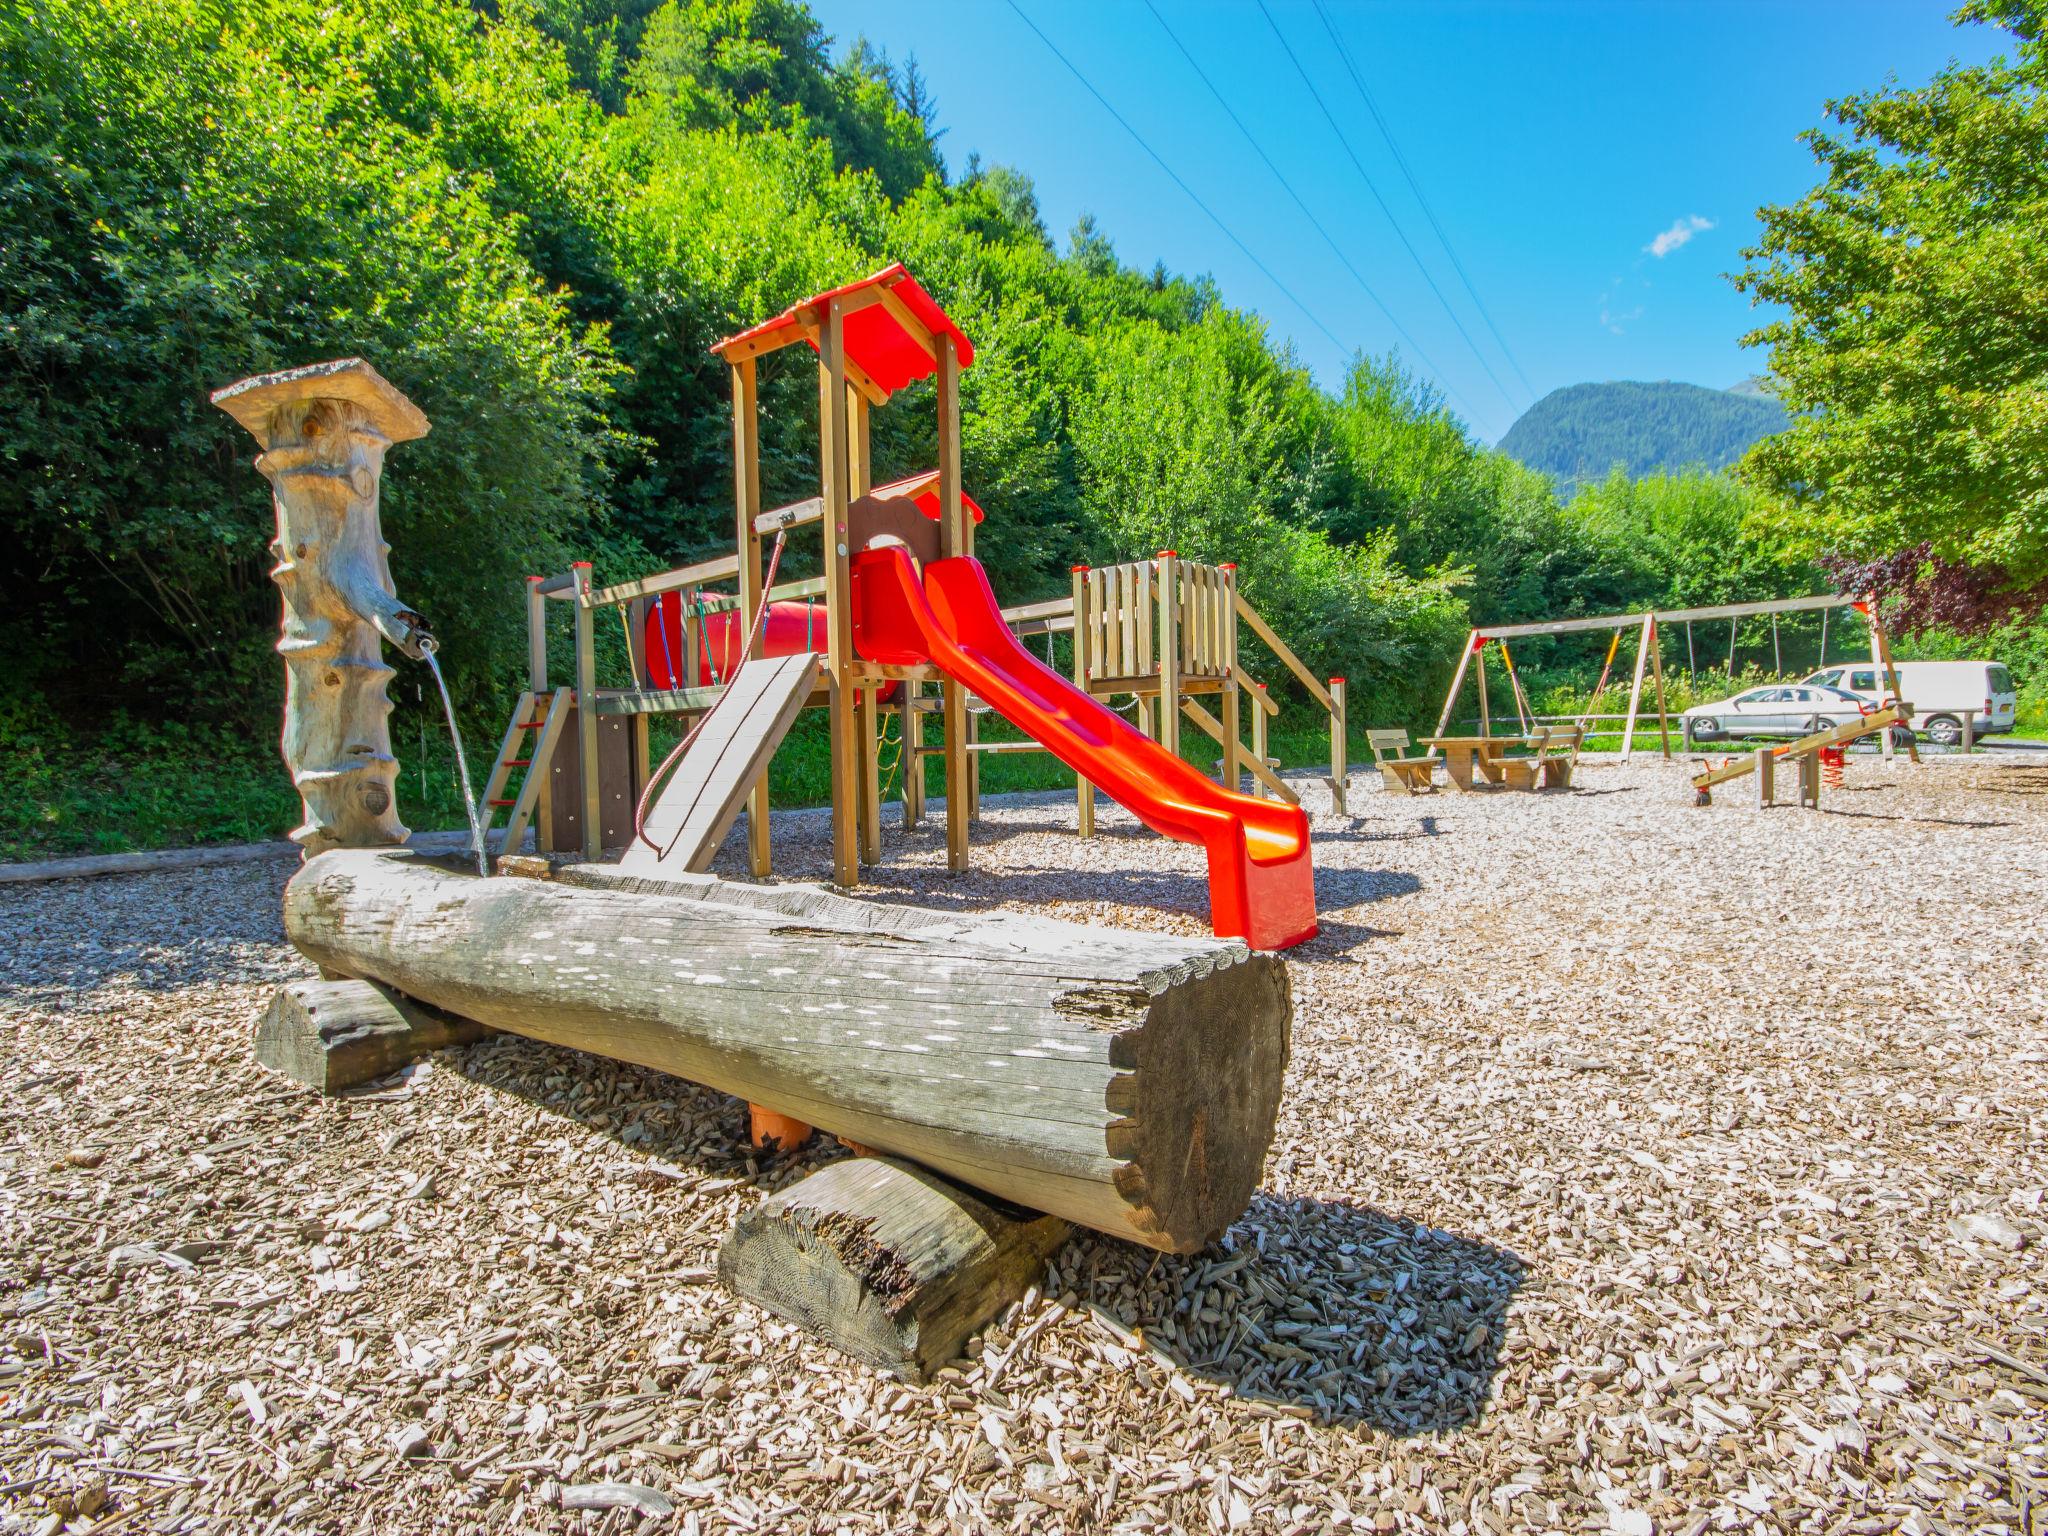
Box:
[1072,565,1094,838]
[1232,593,1332,710]
[820,300,859,888]
[585,555,742,610]
[937,334,970,873]
[1477,592,1857,640]
[754,496,825,535]
[572,562,601,859]
[1620,617,1653,763]
[1179,699,1293,802]
[1429,632,1478,758]
[1328,677,1348,815]
[1157,553,1181,756]
[720,1156,1067,1384]
[285,850,1293,1255]
[1649,617,1672,758]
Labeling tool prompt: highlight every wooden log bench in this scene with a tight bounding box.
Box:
[281,849,1291,1255]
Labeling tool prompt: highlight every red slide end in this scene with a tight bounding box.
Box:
[852,547,1317,950]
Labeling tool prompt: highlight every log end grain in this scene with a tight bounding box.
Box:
[254,978,490,1093]
[718,1156,1069,1383]
[1102,950,1292,1253]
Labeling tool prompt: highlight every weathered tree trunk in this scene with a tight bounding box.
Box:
[720,1156,1069,1382]
[283,851,1291,1253]
[212,359,431,855]
[255,978,492,1093]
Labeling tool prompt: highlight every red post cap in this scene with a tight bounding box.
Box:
[1220,562,1237,572]
[525,574,543,585]
[1329,676,1345,684]
[1071,564,1091,572]
[1156,549,1177,558]
[571,560,592,569]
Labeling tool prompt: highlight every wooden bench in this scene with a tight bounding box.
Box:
[1538,723,1585,788]
[1368,728,1437,793]
[1496,727,1553,791]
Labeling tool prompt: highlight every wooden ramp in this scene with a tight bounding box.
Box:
[617,652,819,876]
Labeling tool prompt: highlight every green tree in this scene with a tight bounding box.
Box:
[1736,0,2048,575]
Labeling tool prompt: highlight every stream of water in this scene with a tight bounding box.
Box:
[420,642,489,877]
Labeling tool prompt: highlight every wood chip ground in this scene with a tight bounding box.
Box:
[3,753,2045,1534]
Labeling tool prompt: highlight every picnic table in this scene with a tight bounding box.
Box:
[1422,729,1584,793]
[1420,735,1528,791]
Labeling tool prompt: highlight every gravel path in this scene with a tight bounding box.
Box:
[3,754,2045,1534]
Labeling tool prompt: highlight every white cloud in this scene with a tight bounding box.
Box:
[1646,215,1714,258]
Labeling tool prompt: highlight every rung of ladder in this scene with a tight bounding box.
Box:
[514,719,547,729]
[504,759,531,767]
[487,799,516,807]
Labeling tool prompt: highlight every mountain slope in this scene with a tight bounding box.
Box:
[1498,381,1786,484]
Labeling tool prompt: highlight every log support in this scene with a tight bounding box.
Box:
[254,977,490,1093]
[719,1156,1069,1382]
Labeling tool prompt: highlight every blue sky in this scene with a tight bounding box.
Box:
[805,0,2004,443]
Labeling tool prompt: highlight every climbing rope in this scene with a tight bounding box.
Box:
[633,530,788,852]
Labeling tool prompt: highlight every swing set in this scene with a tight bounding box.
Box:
[1430,592,1917,764]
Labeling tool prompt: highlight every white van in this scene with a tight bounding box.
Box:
[1800,659,2018,744]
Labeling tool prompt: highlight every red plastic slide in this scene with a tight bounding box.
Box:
[852,546,1317,950]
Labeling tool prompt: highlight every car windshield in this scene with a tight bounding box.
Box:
[1813,686,1862,702]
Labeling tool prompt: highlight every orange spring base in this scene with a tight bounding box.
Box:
[747,1104,813,1153]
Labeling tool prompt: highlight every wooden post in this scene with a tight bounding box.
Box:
[1818,606,1830,667]
[1865,594,1918,763]
[572,561,600,859]
[1621,616,1654,762]
[1726,617,1739,674]
[1329,677,1348,814]
[211,359,429,856]
[1250,682,1269,800]
[719,1157,1069,1384]
[1156,552,1181,758]
[1219,565,1241,791]
[1962,712,1975,753]
[859,687,882,864]
[1649,617,1672,758]
[903,679,926,827]
[733,359,772,878]
[936,334,970,872]
[820,301,859,886]
[1756,745,1776,808]
[1476,639,1492,737]
[1772,613,1782,676]
[1430,632,1479,755]
[525,575,548,693]
[1072,565,1095,836]
[1686,619,1696,677]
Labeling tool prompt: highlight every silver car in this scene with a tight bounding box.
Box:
[1682,684,1870,744]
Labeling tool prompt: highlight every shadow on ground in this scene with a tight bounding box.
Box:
[1071,1193,1524,1434]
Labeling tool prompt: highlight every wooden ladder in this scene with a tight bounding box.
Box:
[477,688,572,861]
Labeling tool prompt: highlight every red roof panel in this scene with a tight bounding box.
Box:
[712,264,974,394]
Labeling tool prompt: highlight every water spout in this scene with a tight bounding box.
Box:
[419,640,488,877]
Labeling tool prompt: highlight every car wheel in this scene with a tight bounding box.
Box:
[1688,716,1718,743]
[1888,725,1916,748]
[1923,714,1962,746]
[1804,715,1831,736]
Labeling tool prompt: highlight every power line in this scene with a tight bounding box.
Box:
[1255,0,1521,414]
[1311,0,1537,398]
[1138,0,1479,423]
[1000,0,1359,377]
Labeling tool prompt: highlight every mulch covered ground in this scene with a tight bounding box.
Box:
[3,753,2044,1535]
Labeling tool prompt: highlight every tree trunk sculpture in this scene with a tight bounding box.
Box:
[213,358,431,855]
